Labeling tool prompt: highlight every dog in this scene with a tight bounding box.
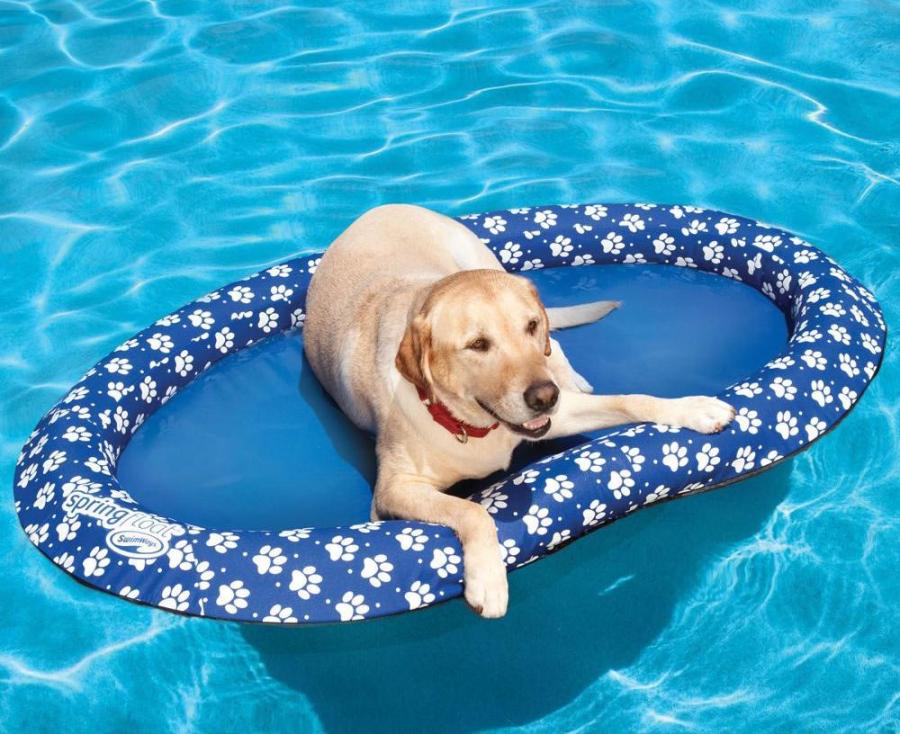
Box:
[304,204,735,618]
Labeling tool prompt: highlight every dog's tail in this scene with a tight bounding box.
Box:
[547,300,620,330]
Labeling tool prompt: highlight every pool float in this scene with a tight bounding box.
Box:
[14,204,885,624]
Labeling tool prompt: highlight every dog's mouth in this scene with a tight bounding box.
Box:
[477,400,551,439]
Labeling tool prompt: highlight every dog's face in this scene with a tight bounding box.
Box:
[396,270,558,438]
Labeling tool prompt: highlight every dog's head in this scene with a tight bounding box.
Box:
[396,269,558,439]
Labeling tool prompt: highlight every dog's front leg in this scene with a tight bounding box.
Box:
[545,390,735,439]
[372,472,508,618]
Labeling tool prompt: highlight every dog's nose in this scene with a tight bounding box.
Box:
[523,381,559,412]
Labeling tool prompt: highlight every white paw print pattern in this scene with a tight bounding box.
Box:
[207,531,239,553]
[543,474,574,502]
[550,235,573,257]
[159,584,190,611]
[601,232,624,255]
[582,499,607,527]
[361,554,394,587]
[258,307,279,333]
[574,450,605,473]
[653,233,675,256]
[336,591,369,621]
[325,535,359,562]
[83,547,110,577]
[513,469,540,485]
[289,566,323,600]
[662,442,688,471]
[732,447,756,473]
[775,411,799,440]
[608,469,634,500]
[405,581,436,610]
[695,443,720,473]
[480,490,509,515]
[430,547,461,578]
[252,545,287,574]
[524,504,553,535]
[499,538,521,565]
[216,581,250,614]
[395,527,428,551]
[499,242,521,264]
[734,408,762,434]
[264,604,298,623]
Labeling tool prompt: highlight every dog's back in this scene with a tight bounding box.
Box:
[305,204,501,431]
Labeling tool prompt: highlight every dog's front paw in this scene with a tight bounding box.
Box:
[464,546,508,619]
[666,396,735,434]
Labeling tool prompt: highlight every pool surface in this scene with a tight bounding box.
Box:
[1,2,897,732]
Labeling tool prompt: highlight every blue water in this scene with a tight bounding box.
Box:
[1,1,897,732]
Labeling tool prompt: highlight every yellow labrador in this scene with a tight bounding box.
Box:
[304,204,734,618]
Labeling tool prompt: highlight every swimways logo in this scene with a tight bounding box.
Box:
[62,491,185,559]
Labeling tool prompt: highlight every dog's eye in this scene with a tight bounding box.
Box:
[526,319,539,335]
[467,337,490,352]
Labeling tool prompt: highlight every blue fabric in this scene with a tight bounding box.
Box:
[13,204,886,624]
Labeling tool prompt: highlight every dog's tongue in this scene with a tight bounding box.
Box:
[522,416,550,431]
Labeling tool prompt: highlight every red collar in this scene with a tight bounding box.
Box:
[415,386,499,443]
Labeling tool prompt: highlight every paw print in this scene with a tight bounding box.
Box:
[483,215,507,234]
[430,546,461,578]
[644,485,671,504]
[267,264,293,277]
[405,581,436,610]
[746,252,762,275]
[838,386,858,410]
[499,538,521,565]
[325,535,358,562]
[733,381,762,398]
[662,442,688,471]
[167,539,196,570]
[820,302,846,318]
[608,469,634,500]
[702,241,724,264]
[61,475,101,496]
[34,482,55,510]
[760,449,782,467]
[194,561,215,590]
[584,204,607,220]
[16,463,37,487]
[681,219,707,236]
[188,309,214,330]
[56,515,81,541]
[513,469,540,485]
[805,416,827,441]
[252,545,287,574]
[543,474,574,502]
[113,405,130,434]
[291,308,306,329]
[499,241,521,264]
[83,547,110,577]
[159,584,190,611]
[105,357,132,375]
[619,213,644,233]
[289,566,323,600]
[601,231,624,254]
[695,443,720,472]
[582,499,607,527]
[838,353,860,378]
[731,446,756,472]
[263,604,298,623]
[361,554,394,587]
[25,522,49,545]
[534,209,557,229]
[775,411,799,440]
[146,333,174,353]
[480,490,509,515]
[769,356,795,370]
[715,217,739,235]
[770,377,797,400]
[800,349,827,370]
[214,327,235,353]
[216,581,250,614]
[524,504,552,535]
[810,380,832,407]
[753,234,781,252]
[270,284,294,302]
[653,233,676,256]
[336,591,369,621]
[520,258,544,270]
[279,527,312,542]
[827,324,851,346]
[734,407,762,434]
[550,235,573,257]
[574,450,605,473]
[206,531,239,553]
[174,350,194,377]
[62,426,91,443]
[228,285,254,303]
[547,529,572,550]
[620,445,645,471]
[572,253,595,266]
[776,270,792,294]
[53,552,75,572]
[257,307,279,333]
[395,527,428,551]
[139,376,158,403]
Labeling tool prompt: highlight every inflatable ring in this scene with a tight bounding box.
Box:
[14,204,885,624]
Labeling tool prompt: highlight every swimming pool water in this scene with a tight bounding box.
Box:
[1,1,897,732]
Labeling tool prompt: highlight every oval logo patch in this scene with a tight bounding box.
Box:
[106,529,167,559]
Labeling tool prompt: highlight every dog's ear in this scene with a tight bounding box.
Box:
[396,313,432,392]
[526,281,553,356]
